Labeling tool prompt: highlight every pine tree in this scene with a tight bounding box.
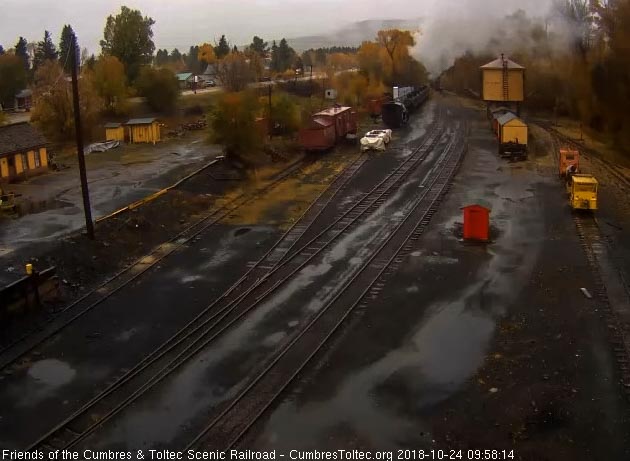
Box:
[58,25,77,72]
[270,40,279,72]
[34,30,58,70]
[155,49,169,66]
[186,46,201,74]
[170,48,182,65]
[14,37,29,71]
[214,35,230,59]
[276,39,295,72]
[250,36,268,56]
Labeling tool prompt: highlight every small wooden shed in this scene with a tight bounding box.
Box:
[125,118,161,145]
[462,203,491,241]
[104,123,125,142]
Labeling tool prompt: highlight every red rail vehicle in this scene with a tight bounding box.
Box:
[299,105,358,152]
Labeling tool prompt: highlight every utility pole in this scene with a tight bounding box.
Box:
[70,34,94,239]
[268,84,272,140]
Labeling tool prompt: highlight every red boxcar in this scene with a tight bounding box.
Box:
[367,97,386,118]
[299,105,358,152]
[299,116,336,151]
[314,106,357,140]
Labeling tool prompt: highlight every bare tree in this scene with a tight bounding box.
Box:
[216,52,253,92]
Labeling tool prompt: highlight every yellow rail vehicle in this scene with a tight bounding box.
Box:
[568,174,598,211]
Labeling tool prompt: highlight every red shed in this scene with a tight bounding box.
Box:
[313,106,357,140]
[298,116,336,151]
[462,203,491,241]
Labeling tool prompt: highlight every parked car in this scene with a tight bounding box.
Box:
[203,80,216,88]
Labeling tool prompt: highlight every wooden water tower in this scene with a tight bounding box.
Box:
[480,54,525,115]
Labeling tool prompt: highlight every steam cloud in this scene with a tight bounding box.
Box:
[410,0,564,76]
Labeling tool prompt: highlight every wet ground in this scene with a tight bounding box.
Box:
[0,133,220,256]
[239,97,630,458]
[0,100,443,450]
[73,104,448,450]
[2,95,629,456]
[0,135,362,448]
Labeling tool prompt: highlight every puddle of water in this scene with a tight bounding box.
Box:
[262,331,288,347]
[181,275,203,284]
[27,359,76,387]
[115,328,139,342]
[234,227,252,237]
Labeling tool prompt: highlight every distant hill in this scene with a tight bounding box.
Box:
[284,18,423,51]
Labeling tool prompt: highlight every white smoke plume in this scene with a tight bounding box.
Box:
[410,0,568,76]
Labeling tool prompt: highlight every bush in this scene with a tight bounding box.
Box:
[267,93,300,136]
[135,67,179,113]
[208,91,262,158]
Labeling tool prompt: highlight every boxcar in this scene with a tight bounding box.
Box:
[497,112,528,159]
[299,106,357,151]
[298,116,337,151]
[312,106,357,140]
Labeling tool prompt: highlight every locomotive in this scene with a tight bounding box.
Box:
[381,85,429,128]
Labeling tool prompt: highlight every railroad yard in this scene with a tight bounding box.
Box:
[0,91,628,459]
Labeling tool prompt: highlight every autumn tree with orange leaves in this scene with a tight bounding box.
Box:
[356,29,427,88]
[198,43,217,65]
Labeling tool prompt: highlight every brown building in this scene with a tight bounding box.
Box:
[0,122,49,183]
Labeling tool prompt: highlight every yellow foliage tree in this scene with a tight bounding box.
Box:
[31,60,103,141]
[377,29,416,83]
[198,43,217,65]
[93,55,128,115]
[357,41,391,84]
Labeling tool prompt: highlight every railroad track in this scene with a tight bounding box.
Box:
[187,123,467,450]
[27,117,448,451]
[573,214,630,396]
[538,121,630,190]
[0,158,312,368]
[545,125,630,398]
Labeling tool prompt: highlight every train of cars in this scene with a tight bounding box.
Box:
[299,85,429,152]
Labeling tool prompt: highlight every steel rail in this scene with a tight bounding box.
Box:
[30,117,446,452]
[23,152,366,451]
[545,125,630,397]
[188,124,466,450]
[0,158,308,368]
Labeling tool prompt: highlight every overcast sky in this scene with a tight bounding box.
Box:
[0,0,553,54]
